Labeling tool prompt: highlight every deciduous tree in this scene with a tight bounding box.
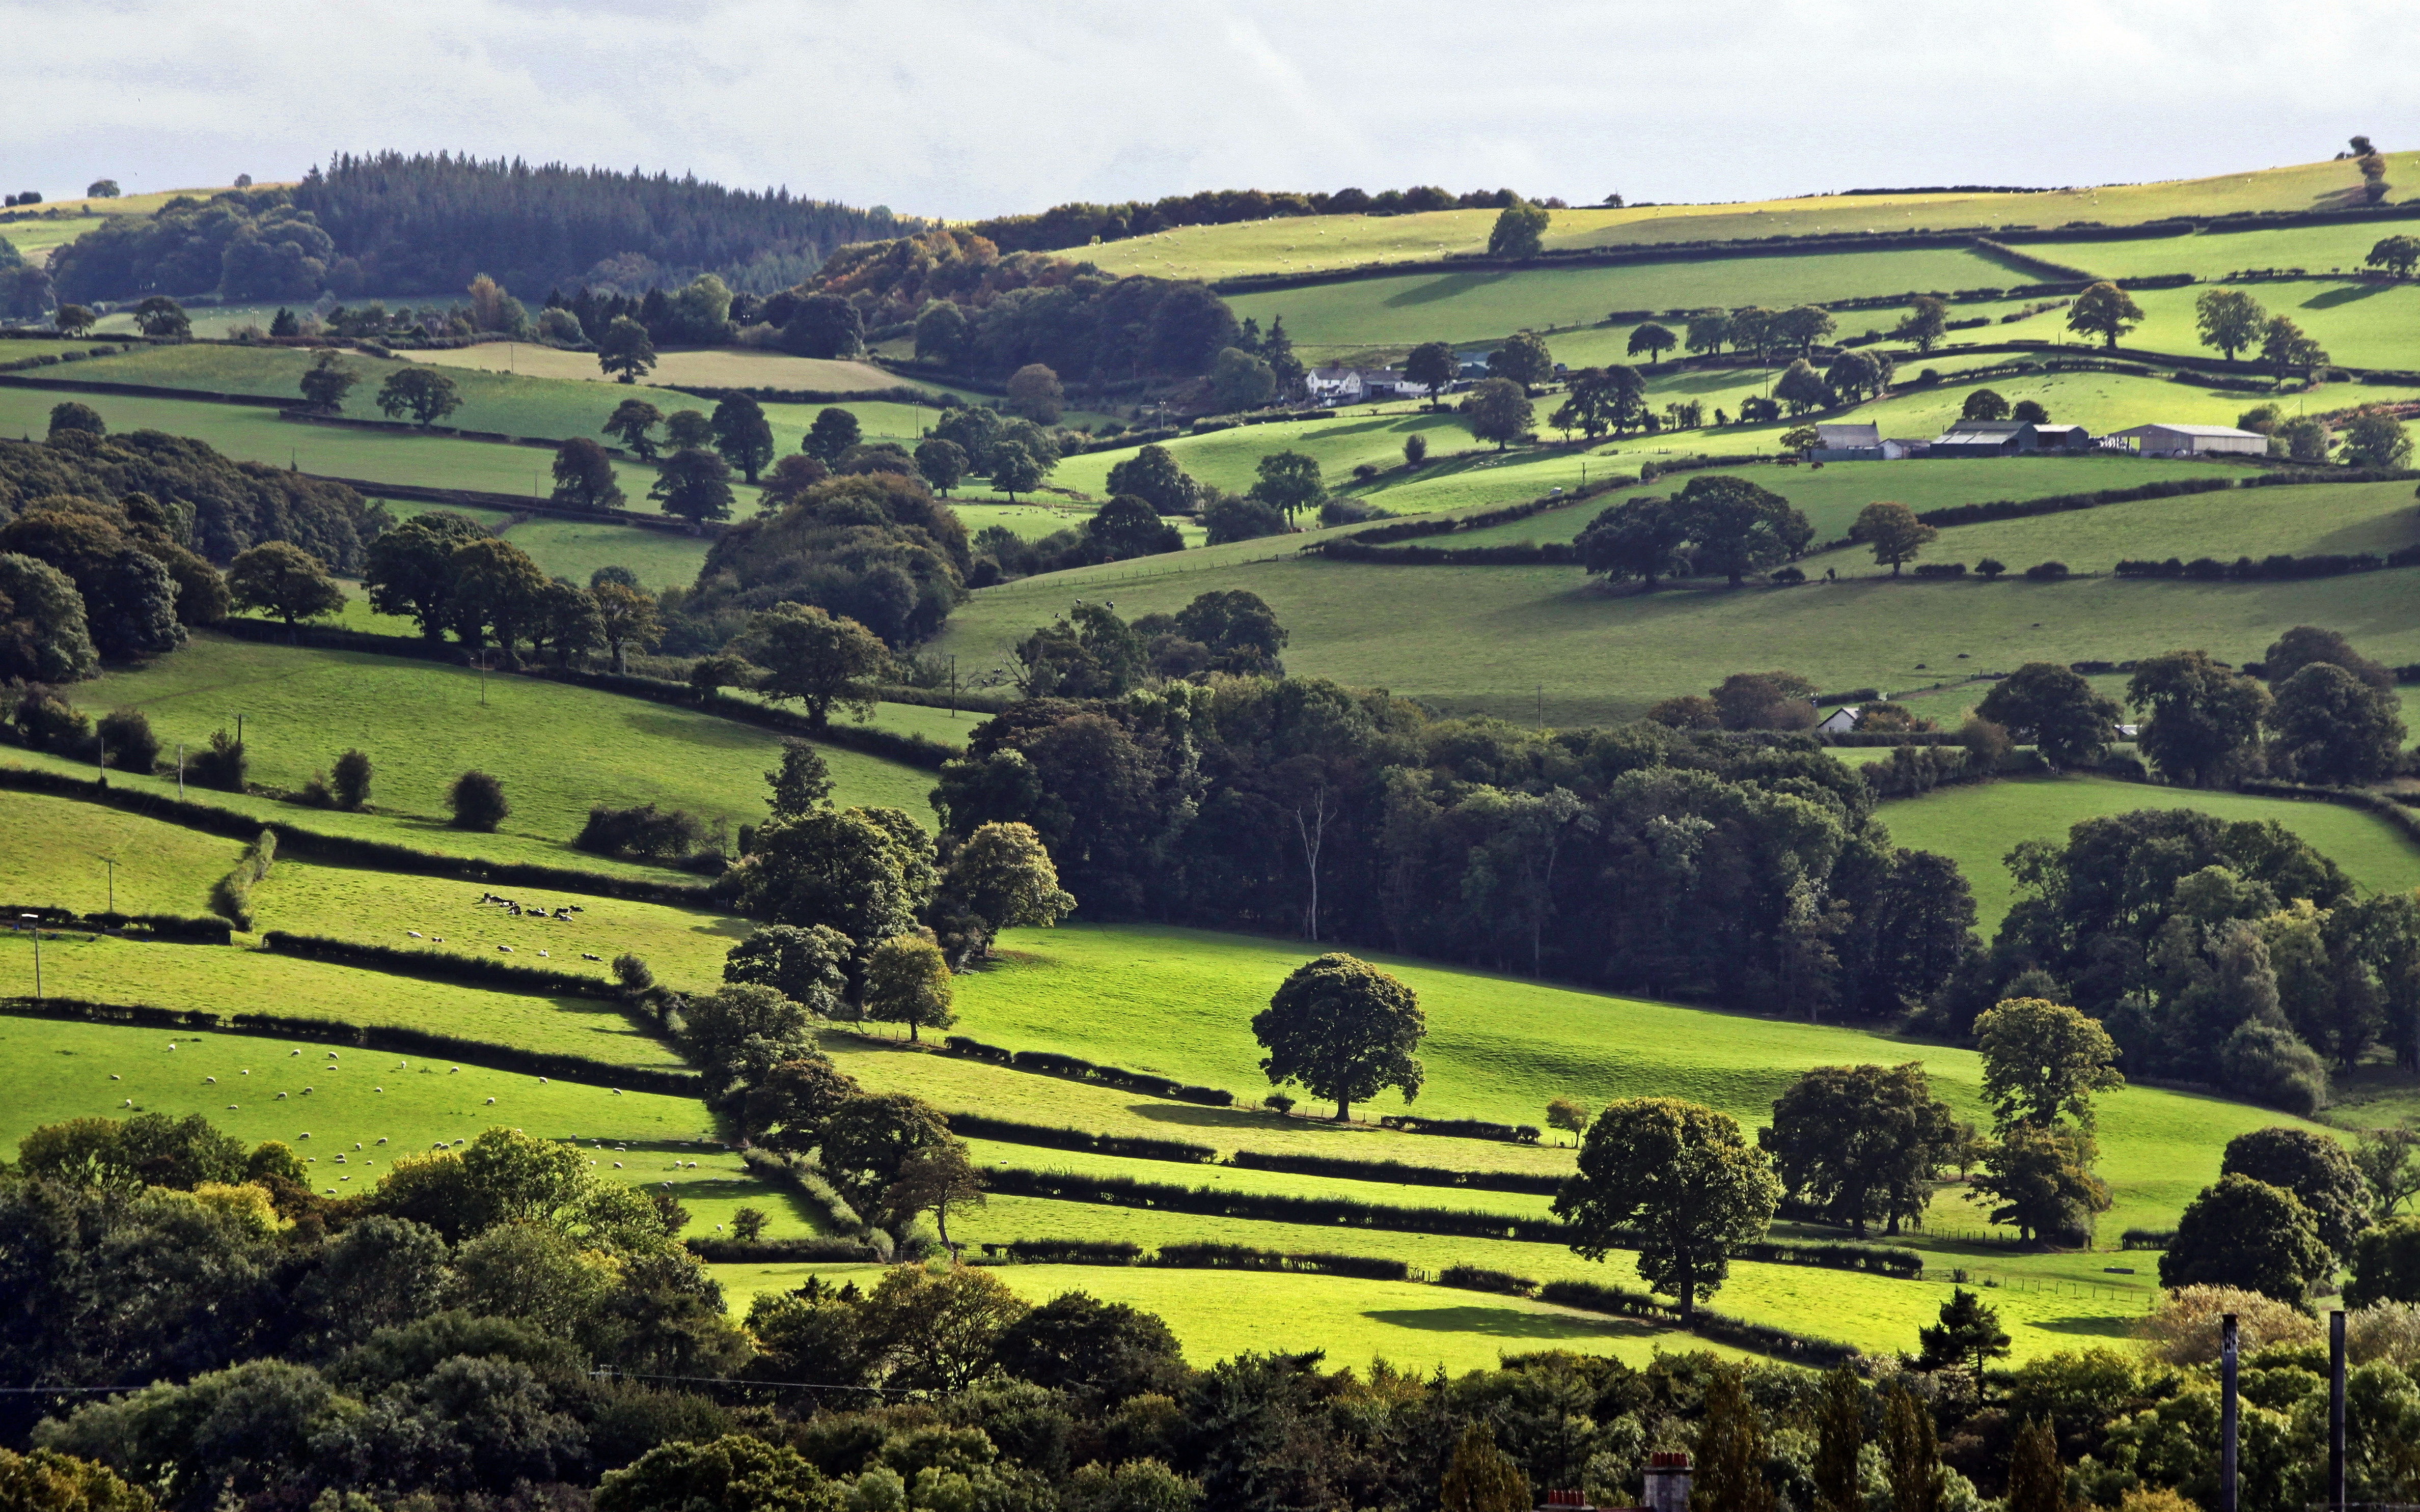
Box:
[549,437,624,511]
[1577,494,1688,587]
[1488,331,1554,388]
[376,368,461,427]
[2159,1173,2332,1301]
[224,541,345,631]
[1760,1062,1961,1234]
[709,395,776,482]
[602,397,664,460]
[1975,662,2120,767]
[2266,661,2407,783]
[2260,315,2328,386]
[1673,473,1809,586]
[1626,322,1678,363]
[597,315,656,382]
[989,441,1043,502]
[1006,363,1065,423]
[296,349,358,412]
[1850,501,1937,576]
[2067,282,2143,348]
[2195,288,2267,360]
[1554,1097,1780,1318]
[1975,997,2123,1131]
[913,437,968,496]
[1486,199,1550,259]
[863,934,955,1041]
[649,447,734,525]
[1894,297,1948,353]
[1404,342,1459,406]
[1253,953,1425,1121]
[1248,450,1325,518]
[1104,443,1198,514]
[1463,377,1534,449]
[2130,650,2272,788]
[745,603,887,725]
[1440,1422,1529,1512]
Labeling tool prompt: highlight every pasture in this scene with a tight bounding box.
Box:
[939,920,2321,1233]
[0,930,677,1068]
[0,1013,809,1236]
[50,632,938,841]
[1,788,239,916]
[0,385,669,503]
[1922,477,2420,571]
[1878,775,2420,929]
[1074,153,2420,281]
[1224,247,2029,355]
[406,343,924,394]
[2115,280,2420,374]
[718,1260,1712,1370]
[937,539,2420,725]
[2061,221,2416,281]
[489,517,714,591]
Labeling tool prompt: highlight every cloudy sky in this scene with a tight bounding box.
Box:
[6,0,2415,218]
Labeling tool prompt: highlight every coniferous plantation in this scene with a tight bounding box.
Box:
[10,26,2420,1512]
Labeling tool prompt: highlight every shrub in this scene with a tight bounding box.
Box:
[1910,562,1967,578]
[12,690,92,754]
[448,770,509,831]
[577,801,709,861]
[96,708,158,773]
[613,954,656,992]
[331,748,373,810]
[187,728,247,791]
[1976,557,2008,579]
[1437,1264,1539,1296]
[2134,1284,2321,1365]
[1264,1093,1296,1115]
[2024,561,2071,581]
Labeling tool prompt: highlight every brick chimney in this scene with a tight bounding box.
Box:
[1642,1451,1693,1512]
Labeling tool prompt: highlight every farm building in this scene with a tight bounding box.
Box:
[1927,421,2098,457]
[1810,423,1923,460]
[1815,706,1862,733]
[1304,366,1421,403]
[2102,422,2269,457]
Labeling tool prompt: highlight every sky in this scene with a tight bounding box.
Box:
[6,0,2418,220]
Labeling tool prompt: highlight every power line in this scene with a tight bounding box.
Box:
[588,1368,910,1395]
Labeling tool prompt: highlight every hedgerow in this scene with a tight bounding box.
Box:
[684,1236,881,1262]
[1226,1148,1564,1195]
[259,930,624,998]
[946,1111,1217,1164]
[208,829,277,930]
[2113,548,2420,581]
[0,994,703,1095]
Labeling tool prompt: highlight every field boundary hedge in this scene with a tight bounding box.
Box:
[305,476,724,536]
[685,1236,882,1262]
[0,995,703,1094]
[947,1111,1218,1164]
[1912,475,2237,528]
[208,828,277,930]
[259,930,626,999]
[1537,1278,1862,1364]
[2234,780,2420,847]
[0,764,720,907]
[1227,1148,1565,1194]
[2,907,232,944]
[739,1148,879,1243]
[2113,546,2420,582]
[928,1032,1236,1105]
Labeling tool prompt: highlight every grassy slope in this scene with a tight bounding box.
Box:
[1879,775,2420,929]
[52,632,938,839]
[940,922,2322,1234]
[0,931,677,1068]
[718,1259,1720,1371]
[2118,282,2420,372]
[0,1013,810,1236]
[487,518,713,593]
[0,385,667,503]
[933,546,2420,725]
[1,789,239,915]
[1224,248,2023,353]
[1923,479,2420,571]
[2067,222,2411,280]
[1077,155,2420,279]
[405,344,919,394]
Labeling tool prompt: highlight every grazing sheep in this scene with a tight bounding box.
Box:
[227,1105,237,1110]
[205,1077,216,1084]
[498,945,513,953]
[408,931,423,938]
[240,1070,250,1076]
[539,1077,548,1084]
[377,1137,388,1144]
[109,1074,120,1080]
[582,954,600,961]
[449,1067,459,1073]
[538,950,549,958]
[485,1097,497,1105]
[433,938,443,943]
[299,1133,311,1139]
[613,1162,623,1168]
[122,1100,131,1108]
[277,1093,288,1100]
[290,1050,300,1056]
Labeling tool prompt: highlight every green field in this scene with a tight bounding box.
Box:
[1225,248,2029,354]
[0,1013,810,1236]
[408,344,921,394]
[1919,478,2420,571]
[719,1259,1718,1370]
[0,384,669,504]
[250,857,752,992]
[488,517,714,591]
[0,931,676,1068]
[2116,281,2420,373]
[51,632,938,841]
[937,538,2420,724]
[1,789,239,916]
[2064,222,2413,281]
[1077,154,2420,281]
[1879,775,2420,928]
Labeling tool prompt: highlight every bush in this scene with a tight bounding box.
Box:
[577,801,709,861]
[946,1112,1217,1165]
[448,770,509,831]
[331,748,373,810]
[1910,562,1967,578]
[96,708,158,773]
[2024,561,2071,581]
[11,690,91,754]
[1227,1148,1563,1195]
[1437,1264,1539,1296]
[1976,557,2008,579]
[187,728,247,791]
[208,829,277,930]
[1002,1237,1144,1264]
[2219,1019,2329,1114]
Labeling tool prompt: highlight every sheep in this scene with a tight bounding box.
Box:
[353,1143,362,1150]
[121,1100,131,1108]
[613,1162,623,1168]
[109,1074,120,1080]
[290,1049,301,1056]
[498,945,513,953]
[538,1077,548,1084]
[538,950,549,958]
[582,953,601,962]
[408,931,423,938]
[205,1076,216,1084]
[240,1070,250,1076]
[299,1132,311,1139]
[302,1087,312,1094]
[375,1086,383,1092]
[376,1137,388,1145]
[433,938,444,943]
[449,1067,459,1073]
[277,1093,288,1100]
[227,1104,237,1110]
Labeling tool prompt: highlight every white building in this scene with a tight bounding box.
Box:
[1815,706,1862,733]
[1304,366,1425,404]
[2102,423,2269,458]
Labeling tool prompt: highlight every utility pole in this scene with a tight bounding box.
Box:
[99,857,118,916]
[21,914,40,1003]
[949,655,959,718]
[2330,1308,2347,1512]
[177,743,185,798]
[480,651,489,706]
[2220,1312,2239,1512]
[235,713,245,751]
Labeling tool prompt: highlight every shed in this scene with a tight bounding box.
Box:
[1810,422,1886,461]
[2103,423,2268,457]
[1815,706,1862,734]
[1928,422,2027,457]
[2026,423,2096,452]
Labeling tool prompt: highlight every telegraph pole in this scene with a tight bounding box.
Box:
[20,914,40,1003]
[99,857,118,916]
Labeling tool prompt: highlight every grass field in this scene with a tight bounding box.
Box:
[1224,248,2028,354]
[488,518,714,591]
[1,789,239,916]
[2115,281,2420,374]
[0,1012,811,1235]
[1076,155,2420,281]
[0,930,677,1068]
[1920,478,2420,570]
[719,1259,1717,1370]
[405,344,922,394]
[51,632,938,841]
[1879,775,2420,928]
[249,857,752,992]
[0,385,670,504]
[2064,222,2415,281]
[936,533,2420,724]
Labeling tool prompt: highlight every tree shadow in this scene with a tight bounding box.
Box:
[1381,272,1516,311]
[2028,1314,2136,1338]
[2301,283,2396,310]
[1123,1100,1316,1132]
[1364,1304,1659,1339]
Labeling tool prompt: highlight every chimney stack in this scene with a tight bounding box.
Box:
[1643,1451,1693,1512]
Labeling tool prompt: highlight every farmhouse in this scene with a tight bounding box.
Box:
[1814,706,1862,733]
[1304,366,1421,403]
[1926,421,2098,457]
[2103,422,2269,457]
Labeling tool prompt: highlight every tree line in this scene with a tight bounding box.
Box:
[968,183,1547,253]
